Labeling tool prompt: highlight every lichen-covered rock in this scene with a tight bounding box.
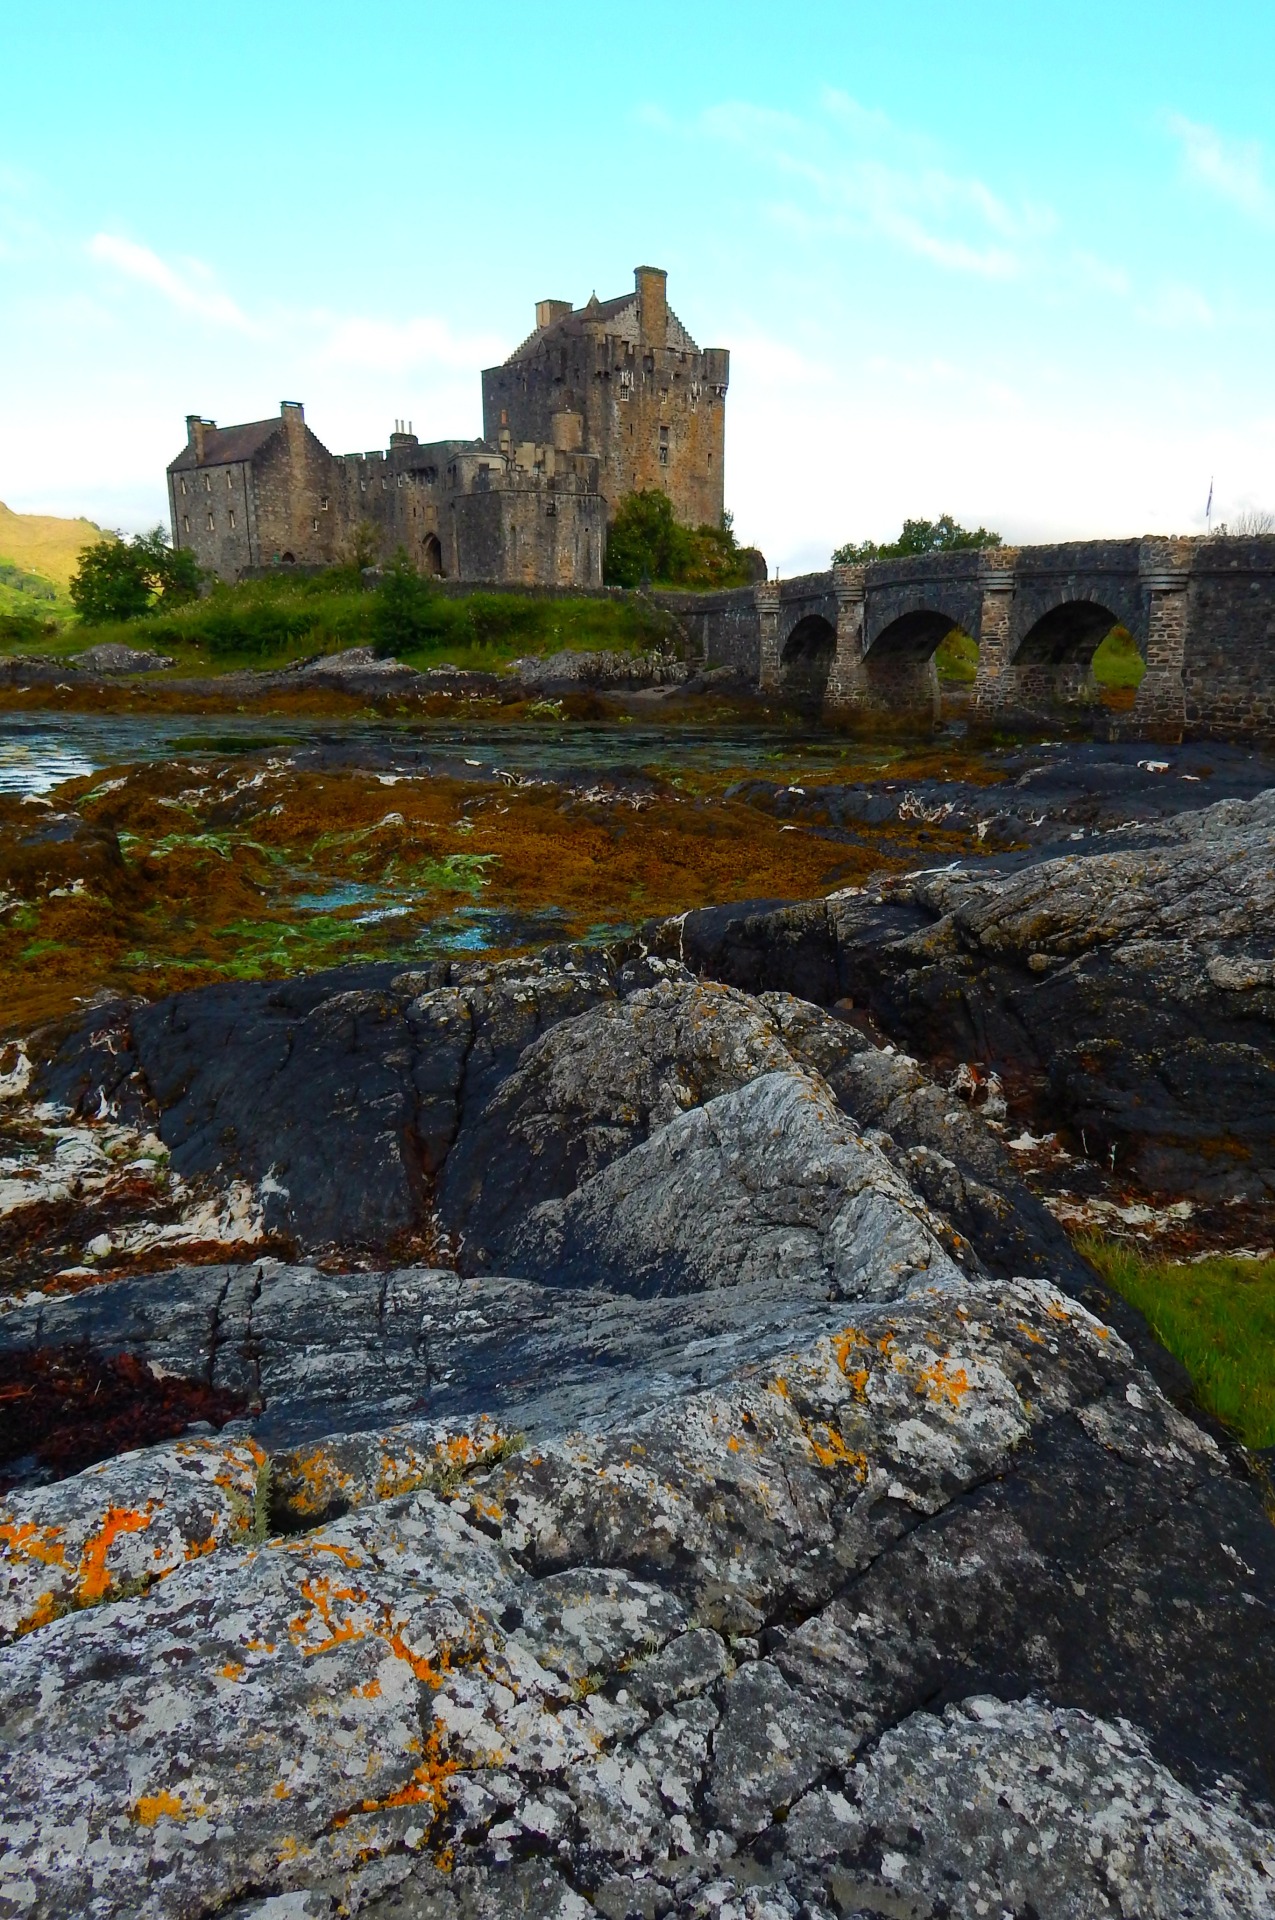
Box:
[0,1273,1273,1916]
[775,1696,1275,1918]
[0,1433,264,1641]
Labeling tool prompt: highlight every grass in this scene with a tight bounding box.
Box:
[1091,625,1145,689]
[1079,1236,1275,1449]
[935,628,979,684]
[0,568,678,674]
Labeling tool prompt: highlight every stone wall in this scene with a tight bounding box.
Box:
[481,268,728,531]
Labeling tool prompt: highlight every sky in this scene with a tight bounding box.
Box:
[3,1,1275,574]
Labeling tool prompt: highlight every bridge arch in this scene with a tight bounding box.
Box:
[865,607,960,661]
[1012,596,1127,667]
[780,613,837,713]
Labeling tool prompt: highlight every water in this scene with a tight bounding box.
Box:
[0,710,874,797]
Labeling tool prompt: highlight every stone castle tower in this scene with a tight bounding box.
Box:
[482,266,729,532]
[170,267,726,586]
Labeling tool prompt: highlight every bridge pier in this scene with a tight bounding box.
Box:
[755,581,782,693]
[824,565,941,730]
[1130,552,1189,736]
[971,562,1020,720]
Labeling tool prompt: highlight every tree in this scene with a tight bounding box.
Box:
[370,548,439,654]
[833,515,1001,566]
[70,527,203,624]
[603,492,757,589]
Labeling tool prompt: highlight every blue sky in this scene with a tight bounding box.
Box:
[3,0,1275,571]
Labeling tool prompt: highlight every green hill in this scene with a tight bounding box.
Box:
[0,501,115,618]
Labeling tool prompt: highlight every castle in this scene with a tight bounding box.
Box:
[167,267,729,588]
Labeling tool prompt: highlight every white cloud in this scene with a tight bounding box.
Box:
[312,313,506,374]
[1166,113,1274,222]
[1137,279,1215,329]
[694,93,1052,281]
[88,233,258,332]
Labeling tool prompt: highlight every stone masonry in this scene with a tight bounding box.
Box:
[168,268,725,588]
[663,537,1275,740]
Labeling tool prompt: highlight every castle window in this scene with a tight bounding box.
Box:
[207,512,214,530]
[180,478,187,496]
[659,444,668,465]
[227,470,234,490]
[204,475,211,493]
[312,517,319,532]
[320,495,329,511]
[360,479,366,491]
[229,509,236,529]
[183,515,190,534]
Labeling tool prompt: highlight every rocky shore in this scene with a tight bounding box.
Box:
[0,779,1273,1915]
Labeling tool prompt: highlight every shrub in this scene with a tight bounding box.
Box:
[604,493,756,590]
[70,527,203,624]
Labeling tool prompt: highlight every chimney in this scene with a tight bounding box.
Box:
[536,298,572,330]
[186,414,211,462]
[280,401,306,455]
[635,266,667,347]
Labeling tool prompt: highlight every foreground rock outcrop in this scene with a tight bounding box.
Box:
[1,789,1273,1915]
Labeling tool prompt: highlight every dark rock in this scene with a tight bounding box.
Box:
[672,789,1275,1202]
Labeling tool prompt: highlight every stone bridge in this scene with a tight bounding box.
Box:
[656,537,1275,736]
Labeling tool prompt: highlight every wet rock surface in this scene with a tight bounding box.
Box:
[1,786,1273,1913]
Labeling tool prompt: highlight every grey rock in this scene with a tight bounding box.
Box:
[511,1068,966,1298]
[509,650,686,692]
[779,1695,1275,1917]
[439,982,797,1269]
[1,1274,1273,1915]
[71,642,174,674]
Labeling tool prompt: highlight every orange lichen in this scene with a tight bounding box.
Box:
[916,1358,972,1408]
[133,1789,185,1826]
[803,1421,869,1477]
[289,1574,370,1657]
[77,1503,154,1604]
[219,1661,245,1681]
[17,1588,65,1635]
[332,1728,459,1831]
[0,1521,68,1569]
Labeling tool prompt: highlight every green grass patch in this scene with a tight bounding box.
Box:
[1079,1236,1275,1448]
[1091,625,1145,689]
[0,567,678,675]
[935,628,979,685]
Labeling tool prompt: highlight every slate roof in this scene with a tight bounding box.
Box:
[167,417,285,473]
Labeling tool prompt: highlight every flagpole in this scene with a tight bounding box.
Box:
[1206,477,1213,533]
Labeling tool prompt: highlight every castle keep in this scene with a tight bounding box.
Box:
[168,267,728,587]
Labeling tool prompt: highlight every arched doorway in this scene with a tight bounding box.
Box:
[780,614,837,714]
[422,532,443,577]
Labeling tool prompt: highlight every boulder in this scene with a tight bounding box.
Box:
[71,642,174,674]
